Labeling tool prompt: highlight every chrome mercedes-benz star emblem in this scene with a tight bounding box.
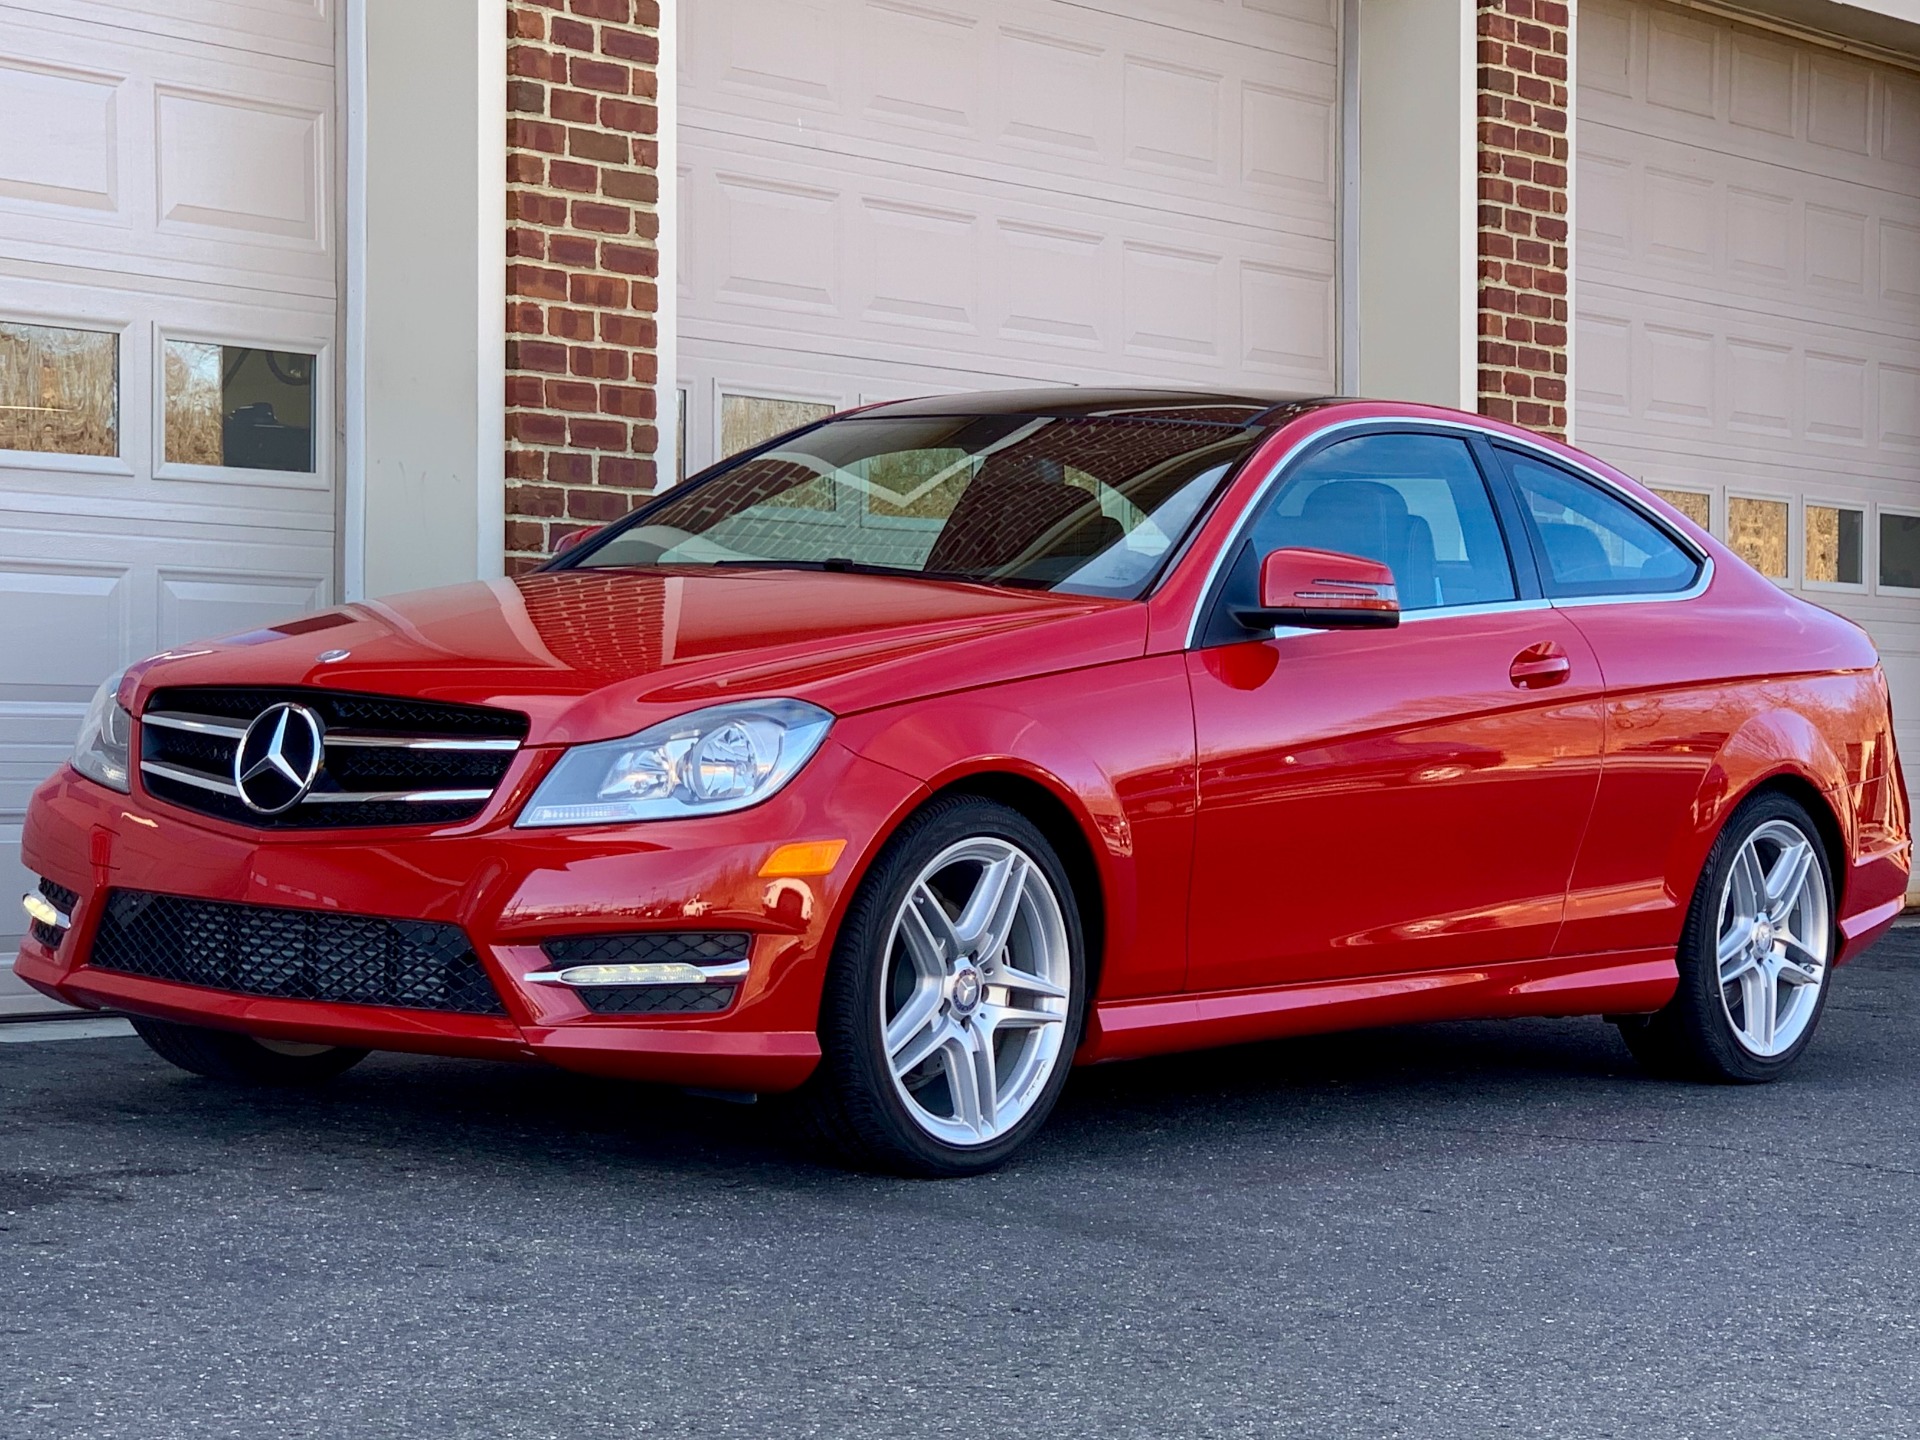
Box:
[233,702,325,814]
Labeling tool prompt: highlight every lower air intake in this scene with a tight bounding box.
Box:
[87,890,506,1016]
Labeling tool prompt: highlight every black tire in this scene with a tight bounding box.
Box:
[1615,791,1836,1083]
[791,795,1089,1178]
[131,1017,369,1086]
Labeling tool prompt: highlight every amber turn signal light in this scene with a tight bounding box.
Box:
[758,839,847,877]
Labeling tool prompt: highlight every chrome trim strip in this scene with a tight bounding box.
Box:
[300,787,495,804]
[140,759,243,797]
[1181,415,1714,648]
[141,761,488,808]
[323,733,520,751]
[523,958,752,987]
[21,893,69,930]
[140,711,247,740]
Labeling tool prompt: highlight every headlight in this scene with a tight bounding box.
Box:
[73,667,132,794]
[516,698,833,827]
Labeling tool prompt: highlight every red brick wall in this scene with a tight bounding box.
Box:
[1477,0,1570,438]
[505,0,662,572]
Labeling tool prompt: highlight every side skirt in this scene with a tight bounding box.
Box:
[1078,949,1679,1064]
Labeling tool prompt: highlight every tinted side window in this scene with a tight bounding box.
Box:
[1502,452,1700,597]
[1250,433,1516,611]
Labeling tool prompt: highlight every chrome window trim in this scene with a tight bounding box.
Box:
[1181,416,1714,648]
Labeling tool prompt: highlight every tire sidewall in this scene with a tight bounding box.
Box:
[820,796,1088,1176]
[1677,792,1836,1082]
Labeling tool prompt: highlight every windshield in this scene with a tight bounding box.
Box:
[567,414,1264,599]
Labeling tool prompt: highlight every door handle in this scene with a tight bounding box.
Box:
[1509,642,1571,689]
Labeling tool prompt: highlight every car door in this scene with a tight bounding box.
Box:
[1183,428,1606,993]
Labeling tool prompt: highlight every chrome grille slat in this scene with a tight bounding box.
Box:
[322,733,521,751]
[137,685,527,830]
[139,759,243,798]
[141,711,248,740]
[300,787,496,804]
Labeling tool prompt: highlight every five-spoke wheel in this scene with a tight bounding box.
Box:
[882,837,1073,1147]
[1618,792,1835,1082]
[795,796,1085,1176]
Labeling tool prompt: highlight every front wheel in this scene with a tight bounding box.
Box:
[1617,792,1835,1082]
[132,1017,369,1086]
[794,797,1087,1177]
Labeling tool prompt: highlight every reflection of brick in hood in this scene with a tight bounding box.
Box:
[223,400,311,472]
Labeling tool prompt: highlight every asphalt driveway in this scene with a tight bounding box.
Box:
[5,930,1920,1439]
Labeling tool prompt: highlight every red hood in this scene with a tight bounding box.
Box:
[125,570,1145,745]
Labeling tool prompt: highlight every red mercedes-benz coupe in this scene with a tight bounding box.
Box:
[16,392,1911,1175]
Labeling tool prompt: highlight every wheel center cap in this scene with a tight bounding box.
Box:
[1751,916,1776,951]
[951,967,983,1013]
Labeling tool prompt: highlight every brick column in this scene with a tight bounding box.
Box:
[504,0,662,572]
[1477,0,1571,438]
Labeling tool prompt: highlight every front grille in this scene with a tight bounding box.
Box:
[138,686,527,830]
[540,932,748,1015]
[30,877,78,950]
[87,890,506,1015]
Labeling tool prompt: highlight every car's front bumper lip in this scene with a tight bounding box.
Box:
[14,743,927,1092]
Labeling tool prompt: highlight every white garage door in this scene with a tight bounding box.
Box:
[678,0,1341,471]
[0,1,337,1012]
[1577,0,1920,870]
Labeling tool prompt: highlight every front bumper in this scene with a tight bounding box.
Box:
[14,741,926,1093]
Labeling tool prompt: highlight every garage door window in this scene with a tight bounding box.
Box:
[1650,488,1711,531]
[1727,495,1790,582]
[1805,504,1865,588]
[1502,451,1701,598]
[163,340,315,473]
[1880,510,1920,592]
[0,321,117,458]
[719,393,833,461]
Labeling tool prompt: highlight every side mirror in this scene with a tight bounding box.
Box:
[1234,547,1400,631]
[552,524,606,557]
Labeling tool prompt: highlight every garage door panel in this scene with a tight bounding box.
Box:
[0,0,336,1006]
[685,0,1336,233]
[685,127,1334,397]
[1580,1,1920,887]
[1578,279,1920,463]
[0,9,334,297]
[12,0,335,64]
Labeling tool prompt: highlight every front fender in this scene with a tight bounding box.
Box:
[832,656,1198,1000]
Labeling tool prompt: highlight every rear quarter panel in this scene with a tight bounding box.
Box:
[1556,575,1908,960]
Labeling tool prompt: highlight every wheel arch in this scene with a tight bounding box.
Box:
[920,770,1110,1000]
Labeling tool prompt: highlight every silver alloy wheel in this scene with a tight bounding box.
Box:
[880,836,1072,1147]
[1715,817,1831,1058]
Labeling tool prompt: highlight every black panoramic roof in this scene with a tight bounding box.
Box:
[857,388,1342,427]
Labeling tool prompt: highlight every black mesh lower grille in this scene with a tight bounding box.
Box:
[30,877,79,950]
[580,984,737,1015]
[542,932,751,966]
[86,890,505,1016]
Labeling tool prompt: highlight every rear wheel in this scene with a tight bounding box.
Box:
[131,1017,369,1086]
[1616,792,1835,1082]
[794,796,1087,1177]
